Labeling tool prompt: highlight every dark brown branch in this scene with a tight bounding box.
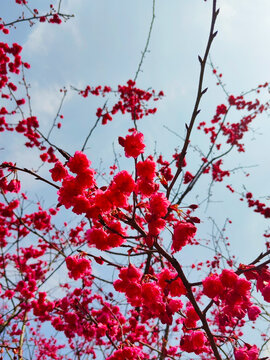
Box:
[154,240,222,360]
[159,324,170,360]
[166,0,219,200]
[77,250,123,269]
[0,164,60,190]
[237,257,270,276]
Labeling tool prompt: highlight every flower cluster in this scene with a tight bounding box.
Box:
[107,346,145,360]
[198,91,269,153]
[172,221,197,252]
[245,192,270,218]
[234,344,259,360]
[65,256,92,280]
[180,331,207,354]
[114,265,184,325]
[86,221,126,250]
[79,79,163,124]
[136,157,158,197]
[203,269,259,334]
[118,130,145,158]
[146,192,170,242]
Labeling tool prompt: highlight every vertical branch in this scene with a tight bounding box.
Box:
[159,324,170,360]
[47,89,67,140]
[81,100,108,152]
[154,241,222,360]
[58,0,63,13]
[18,311,28,360]
[134,0,156,82]
[167,0,219,199]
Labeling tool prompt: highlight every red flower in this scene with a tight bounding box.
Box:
[86,227,108,250]
[50,161,68,182]
[7,179,21,193]
[220,269,238,288]
[65,256,91,280]
[202,274,224,299]
[234,345,259,360]
[180,331,206,354]
[119,131,145,158]
[247,306,261,321]
[149,192,170,218]
[262,285,270,302]
[111,170,135,194]
[67,151,91,174]
[172,221,197,252]
[136,158,156,180]
[158,269,186,296]
[183,171,194,184]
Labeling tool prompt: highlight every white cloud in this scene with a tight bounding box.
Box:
[23,12,83,57]
[24,24,52,55]
[30,83,62,116]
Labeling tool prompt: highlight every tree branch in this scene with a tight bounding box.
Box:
[166,0,219,199]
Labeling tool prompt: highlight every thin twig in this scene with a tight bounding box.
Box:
[4,13,74,27]
[47,89,67,140]
[134,0,156,82]
[81,100,108,152]
[0,164,60,190]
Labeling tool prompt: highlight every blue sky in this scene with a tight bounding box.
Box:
[2,0,270,352]
[3,0,269,251]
